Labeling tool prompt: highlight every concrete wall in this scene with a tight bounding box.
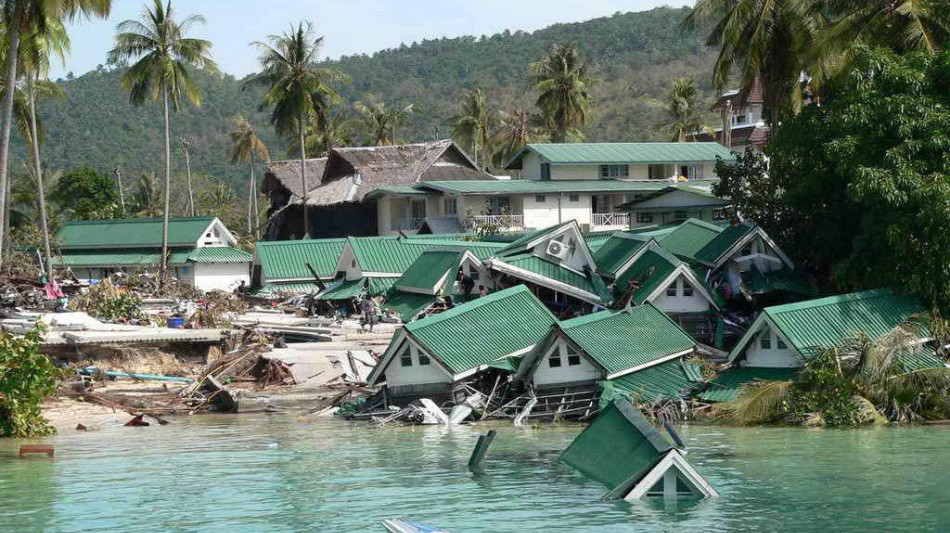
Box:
[742,325,800,368]
[532,338,603,387]
[384,341,452,388]
[649,275,712,313]
[338,246,362,280]
[377,196,392,234]
[193,262,250,292]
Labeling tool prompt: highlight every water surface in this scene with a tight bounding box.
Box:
[1,415,948,532]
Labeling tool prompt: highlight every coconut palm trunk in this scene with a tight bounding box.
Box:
[182,140,194,216]
[247,150,257,237]
[299,108,309,237]
[161,87,171,284]
[0,3,22,267]
[27,76,53,280]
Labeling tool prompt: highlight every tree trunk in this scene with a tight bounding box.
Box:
[248,151,256,237]
[160,88,172,288]
[0,8,21,268]
[183,142,194,216]
[28,77,53,281]
[299,110,309,238]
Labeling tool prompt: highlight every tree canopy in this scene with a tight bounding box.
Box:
[50,165,119,220]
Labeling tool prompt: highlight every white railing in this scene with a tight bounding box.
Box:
[591,212,630,228]
[397,217,427,230]
[466,214,524,229]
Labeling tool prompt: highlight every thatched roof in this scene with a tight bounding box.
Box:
[262,157,328,199]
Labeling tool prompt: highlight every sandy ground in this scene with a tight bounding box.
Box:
[43,396,128,432]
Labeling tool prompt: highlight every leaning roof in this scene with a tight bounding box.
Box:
[656,218,725,260]
[394,248,467,294]
[558,304,695,376]
[57,216,217,249]
[256,238,347,281]
[592,233,651,278]
[693,222,755,265]
[347,236,504,274]
[614,246,681,304]
[506,142,734,169]
[404,285,557,375]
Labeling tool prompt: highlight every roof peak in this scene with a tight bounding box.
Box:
[405,284,551,332]
[765,289,904,315]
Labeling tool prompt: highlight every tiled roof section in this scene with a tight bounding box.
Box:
[698,367,799,403]
[763,289,928,358]
[256,238,347,281]
[695,124,770,148]
[263,158,328,199]
[693,222,754,265]
[405,285,556,375]
[656,218,724,260]
[508,142,734,168]
[381,291,436,322]
[712,78,765,108]
[394,249,465,294]
[57,216,216,248]
[419,178,719,196]
[498,253,609,302]
[614,247,679,304]
[600,359,704,406]
[559,305,695,375]
[593,233,651,278]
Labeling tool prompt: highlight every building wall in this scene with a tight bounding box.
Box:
[527,227,592,273]
[377,196,392,234]
[193,262,250,292]
[532,338,604,387]
[338,246,362,280]
[742,325,801,368]
[629,208,721,229]
[522,193,563,229]
[384,340,453,388]
[521,151,542,179]
[649,275,712,313]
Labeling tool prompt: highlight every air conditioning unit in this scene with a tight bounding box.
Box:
[546,240,570,260]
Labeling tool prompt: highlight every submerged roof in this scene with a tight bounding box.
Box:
[57,216,218,249]
[557,304,695,377]
[256,238,347,281]
[698,367,799,403]
[404,285,557,375]
[506,142,734,169]
[600,358,705,406]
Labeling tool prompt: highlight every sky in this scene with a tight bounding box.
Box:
[52,0,688,79]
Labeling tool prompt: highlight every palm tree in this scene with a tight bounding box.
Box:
[823,1,950,58]
[355,93,414,146]
[248,21,344,238]
[132,172,161,217]
[287,106,355,158]
[108,0,216,285]
[491,108,535,169]
[0,0,110,268]
[451,87,493,168]
[685,0,820,136]
[227,115,269,237]
[179,137,194,216]
[664,78,713,142]
[530,43,596,143]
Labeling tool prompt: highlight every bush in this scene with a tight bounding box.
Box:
[0,329,58,437]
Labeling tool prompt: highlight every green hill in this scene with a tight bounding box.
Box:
[22,6,717,192]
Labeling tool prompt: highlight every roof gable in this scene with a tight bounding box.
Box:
[58,216,218,249]
[693,222,755,265]
[593,233,652,278]
[490,253,612,304]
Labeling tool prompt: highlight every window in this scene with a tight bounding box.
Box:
[443,198,458,216]
[599,164,629,178]
[680,165,699,179]
[410,199,426,220]
[488,196,511,215]
[540,163,551,181]
[401,354,413,367]
[760,332,772,350]
[637,212,654,223]
[682,282,694,297]
[666,283,678,297]
[777,338,788,350]
[712,208,727,221]
[648,164,667,180]
[351,259,356,268]
[569,194,580,202]
[535,195,546,203]
[567,354,581,366]
[548,354,562,368]
[674,211,688,220]
[418,355,431,365]
[741,243,753,256]
[470,270,479,281]
[733,113,748,125]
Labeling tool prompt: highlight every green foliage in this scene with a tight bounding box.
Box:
[49,166,121,220]
[530,42,596,143]
[71,279,144,322]
[0,328,58,438]
[664,77,713,141]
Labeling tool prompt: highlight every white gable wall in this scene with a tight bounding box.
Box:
[742,325,800,368]
[193,263,250,292]
[527,226,591,272]
[337,246,362,280]
[649,275,712,313]
[532,338,604,387]
[383,341,452,388]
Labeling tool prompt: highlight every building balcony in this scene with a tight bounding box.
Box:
[396,217,427,231]
[591,212,630,229]
[465,214,524,230]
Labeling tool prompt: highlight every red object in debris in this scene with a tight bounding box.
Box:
[19,445,54,457]
[124,414,150,427]
[76,424,87,431]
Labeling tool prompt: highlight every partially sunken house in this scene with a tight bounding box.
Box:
[560,399,717,501]
[253,238,346,296]
[54,216,252,292]
[366,285,557,405]
[262,140,490,239]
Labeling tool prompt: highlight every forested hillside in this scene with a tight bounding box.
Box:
[21,6,718,191]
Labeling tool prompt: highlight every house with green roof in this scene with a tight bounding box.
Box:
[485,221,612,308]
[366,285,557,403]
[253,238,346,296]
[617,185,731,227]
[560,399,717,501]
[54,216,252,292]
[514,304,697,398]
[613,242,720,315]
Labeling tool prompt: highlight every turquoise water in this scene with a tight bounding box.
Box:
[1,415,949,532]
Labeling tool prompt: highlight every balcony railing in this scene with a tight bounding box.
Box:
[396,217,427,231]
[591,212,630,228]
[465,214,524,229]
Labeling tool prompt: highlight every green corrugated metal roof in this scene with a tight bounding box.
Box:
[599,358,702,406]
[394,249,465,293]
[559,304,695,376]
[559,400,672,492]
[257,238,346,281]
[583,231,618,253]
[657,218,724,260]
[58,216,216,248]
[497,253,609,302]
[495,221,573,257]
[746,266,818,296]
[347,236,504,275]
[693,223,754,264]
[54,249,161,267]
[405,285,556,375]
[317,277,396,301]
[593,234,651,278]
[510,142,734,167]
[420,178,719,196]
[698,367,799,403]
[182,246,253,263]
[252,282,323,297]
[614,248,679,304]
[762,289,927,359]
[382,291,436,322]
